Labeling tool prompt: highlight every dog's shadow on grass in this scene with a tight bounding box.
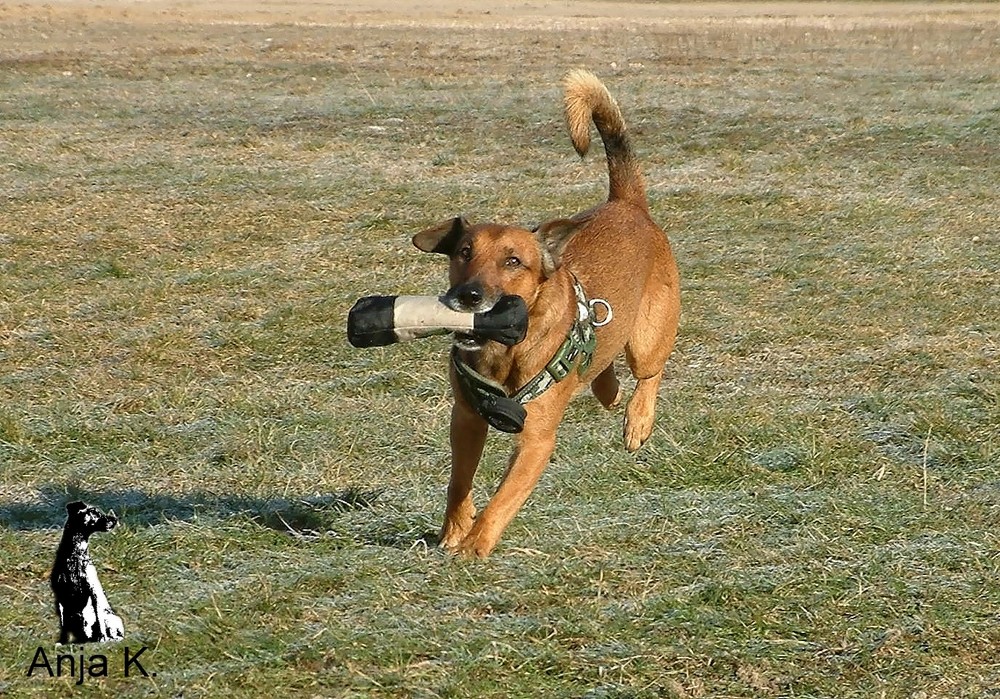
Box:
[0,484,418,546]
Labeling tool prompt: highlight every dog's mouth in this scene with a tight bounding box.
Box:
[443,287,497,351]
[442,295,496,315]
[453,331,484,351]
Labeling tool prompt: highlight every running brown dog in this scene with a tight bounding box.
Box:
[413,70,680,557]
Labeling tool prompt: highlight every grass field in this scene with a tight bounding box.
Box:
[1,1,998,697]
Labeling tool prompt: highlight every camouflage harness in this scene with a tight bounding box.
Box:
[451,275,610,433]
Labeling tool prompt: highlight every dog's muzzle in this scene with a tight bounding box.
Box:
[98,512,118,532]
[443,282,497,350]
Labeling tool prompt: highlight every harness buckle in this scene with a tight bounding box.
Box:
[546,340,579,381]
[577,330,597,375]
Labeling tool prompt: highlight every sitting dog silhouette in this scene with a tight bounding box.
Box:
[50,501,125,643]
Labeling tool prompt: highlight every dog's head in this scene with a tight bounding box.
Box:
[413,216,581,351]
[64,501,118,536]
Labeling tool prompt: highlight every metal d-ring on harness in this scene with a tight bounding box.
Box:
[451,274,613,433]
[589,298,613,327]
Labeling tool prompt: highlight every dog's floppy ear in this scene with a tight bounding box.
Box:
[412,216,469,255]
[534,218,583,276]
[66,501,87,515]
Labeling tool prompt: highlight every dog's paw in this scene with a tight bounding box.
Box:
[439,519,473,553]
[453,524,498,559]
[623,379,659,451]
[608,388,623,410]
[102,612,125,640]
[623,410,654,452]
[439,517,497,558]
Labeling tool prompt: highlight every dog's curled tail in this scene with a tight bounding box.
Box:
[563,69,647,209]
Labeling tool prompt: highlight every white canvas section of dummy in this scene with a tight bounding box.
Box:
[392,296,475,342]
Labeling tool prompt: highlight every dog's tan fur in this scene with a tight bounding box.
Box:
[413,70,680,557]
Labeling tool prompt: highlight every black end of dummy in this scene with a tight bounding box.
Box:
[347,296,399,348]
[473,295,528,346]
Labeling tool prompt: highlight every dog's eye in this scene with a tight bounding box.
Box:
[458,246,472,262]
[505,256,522,268]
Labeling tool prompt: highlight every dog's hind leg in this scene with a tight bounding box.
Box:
[591,364,622,409]
[623,277,679,452]
[623,370,663,452]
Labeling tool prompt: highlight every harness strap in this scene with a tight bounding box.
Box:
[512,276,596,402]
[451,348,527,434]
[451,275,602,433]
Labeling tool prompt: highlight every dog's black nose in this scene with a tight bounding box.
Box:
[453,283,484,309]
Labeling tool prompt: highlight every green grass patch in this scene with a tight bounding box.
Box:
[1,6,998,698]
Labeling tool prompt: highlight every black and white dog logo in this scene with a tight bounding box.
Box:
[51,501,125,643]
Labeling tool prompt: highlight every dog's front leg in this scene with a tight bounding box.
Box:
[456,402,564,558]
[90,593,112,642]
[56,604,69,644]
[440,400,488,551]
